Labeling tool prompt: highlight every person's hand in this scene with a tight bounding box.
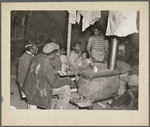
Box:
[53,71,58,76]
[78,50,82,57]
[91,56,96,63]
[100,58,106,63]
[73,67,79,75]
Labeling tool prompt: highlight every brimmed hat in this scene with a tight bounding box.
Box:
[25,40,36,48]
[43,43,59,54]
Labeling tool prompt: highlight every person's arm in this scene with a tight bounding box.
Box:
[44,59,58,88]
[57,56,62,71]
[104,39,109,59]
[74,58,82,67]
[18,60,26,88]
[69,51,82,68]
[87,37,96,63]
[44,59,69,88]
[87,37,92,57]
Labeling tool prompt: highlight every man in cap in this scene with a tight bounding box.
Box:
[49,43,62,72]
[22,43,72,110]
[18,42,38,98]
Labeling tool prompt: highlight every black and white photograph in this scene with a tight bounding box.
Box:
[10,10,139,110]
[1,2,149,126]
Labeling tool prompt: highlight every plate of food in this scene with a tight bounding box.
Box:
[57,71,67,76]
[67,71,74,75]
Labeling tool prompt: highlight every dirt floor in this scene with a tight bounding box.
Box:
[10,60,114,110]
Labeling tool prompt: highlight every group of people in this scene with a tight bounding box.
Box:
[18,41,73,110]
[17,25,109,110]
[17,25,139,110]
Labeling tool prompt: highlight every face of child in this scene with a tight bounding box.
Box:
[82,53,87,60]
[74,44,81,52]
[94,28,100,36]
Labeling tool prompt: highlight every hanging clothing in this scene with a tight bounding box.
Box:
[76,11,81,24]
[106,11,138,37]
[68,10,101,31]
[79,11,101,31]
[68,11,77,24]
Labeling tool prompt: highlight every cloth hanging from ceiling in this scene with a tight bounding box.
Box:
[106,11,138,37]
[68,11,77,24]
[68,10,101,31]
[79,11,101,31]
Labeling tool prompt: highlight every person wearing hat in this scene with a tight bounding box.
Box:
[18,42,38,98]
[49,44,62,72]
[22,43,73,110]
[106,74,139,110]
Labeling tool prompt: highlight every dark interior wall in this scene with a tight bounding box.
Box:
[25,11,68,47]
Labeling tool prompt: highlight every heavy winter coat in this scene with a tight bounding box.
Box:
[22,54,72,109]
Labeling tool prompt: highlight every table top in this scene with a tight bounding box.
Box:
[79,69,121,79]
